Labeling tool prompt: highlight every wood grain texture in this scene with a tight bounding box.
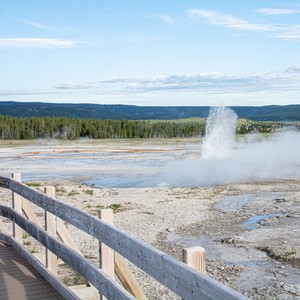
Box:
[183,246,206,274]
[0,233,79,300]
[56,218,82,255]
[98,209,115,278]
[0,205,135,300]
[11,173,23,243]
[0,218,8,233]
[22,200,43,227]
[0,176,249,300]
[44,186,58,276]
[115,253,147,300]
[98,209,115,300]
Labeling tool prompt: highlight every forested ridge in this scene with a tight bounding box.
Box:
[0,116,206,139]
[1,101,300,121]
[0,115,299,140]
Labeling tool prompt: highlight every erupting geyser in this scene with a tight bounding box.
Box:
[201,106,238,160]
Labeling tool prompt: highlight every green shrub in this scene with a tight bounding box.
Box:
[68,190,79,196]
[84,189,94,195]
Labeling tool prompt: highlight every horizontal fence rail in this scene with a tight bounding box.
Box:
[0,176,248,300]
[0,232,80,300]
[0,205,134,300]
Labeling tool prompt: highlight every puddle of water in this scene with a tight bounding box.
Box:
[243,213,283,230]
[218,194,253,211]
[218,192,284,212]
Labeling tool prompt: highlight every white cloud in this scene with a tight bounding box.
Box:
[0,38,84,48]
[285,66,300,74]
[275,25,300,41]
[55,67,300,96]
[119,33,162,43]
[186,8,300,42]
[255,8,299,15]
[3,67,300,105]
[20,19,79,33]
[186,8,277,31]
[156,14,177,25]
[0,89,60,96]
[21,20,55,30]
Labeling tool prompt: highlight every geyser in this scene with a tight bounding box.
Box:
[162,106,300,187]
[201,106,238,159]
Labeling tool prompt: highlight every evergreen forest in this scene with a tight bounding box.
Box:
[0,115,299,140]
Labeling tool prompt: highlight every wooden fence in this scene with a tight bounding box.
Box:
[0,174,248,299]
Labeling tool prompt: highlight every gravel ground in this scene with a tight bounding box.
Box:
[1,179,300,299]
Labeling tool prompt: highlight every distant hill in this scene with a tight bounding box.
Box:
[1,101,300,121]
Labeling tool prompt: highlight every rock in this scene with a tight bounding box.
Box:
[109,190,118,195]
[284,284,300,295]
[275,198,287,202]
[166,227,174,232]
[220,236,245,245]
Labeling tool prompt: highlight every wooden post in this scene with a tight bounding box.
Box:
[183,246,206,274]
[0,218,8,234]
[44,186,58,276]
[115,253,147,300]
[11,173,23,243]
[56,218,82,255]
[22,200,43,227]
[98,209,115,300]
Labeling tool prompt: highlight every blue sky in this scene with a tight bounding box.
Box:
[1,0,300,106]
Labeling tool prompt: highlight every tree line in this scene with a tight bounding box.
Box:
[0,115,206,139]
[0,115,299,140]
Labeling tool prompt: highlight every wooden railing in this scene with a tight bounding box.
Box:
[0,175,248,300]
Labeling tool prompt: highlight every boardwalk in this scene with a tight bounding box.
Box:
[0,241,64,300]
[0,175,248,300]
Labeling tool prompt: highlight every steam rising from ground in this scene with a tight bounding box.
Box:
[201,106,237,160]
[0,108,299,187]
[163,107,300,186]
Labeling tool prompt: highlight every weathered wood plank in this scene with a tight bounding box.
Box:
[0,206,135,300]
[0,176,249,300]
[44,186,58,276]
[22,199,43,227]
[0,217,8,233]
[0,233,79,300]
[115,253,148,300]
[98,209,115,278]
[99,209,115,300]
[183,246,206,274]
[56,218,82,255]
[11,173,23,243]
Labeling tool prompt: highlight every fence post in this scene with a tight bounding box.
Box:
[0,218,8,234]
[115,253,148,300]
[183,246,206,274]
[98,209,115,300]
[11,173,23,243]
[44,186,58,276]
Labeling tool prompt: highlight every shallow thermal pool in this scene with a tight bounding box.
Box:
[1,132,300,188]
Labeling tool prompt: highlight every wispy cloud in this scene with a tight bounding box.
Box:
[255,8,299,15]
[0,38,84,49]
[3,67,300,104]
[115,32,162,43]
[20,19,80,33]
[21,20,57,30]
[0,89,60,96]
[275,25,300,41]
[2,11,80,33]
[155,14,177,25]
[186,9,277,31]
[186,8,300,41]
[55,67,300,95]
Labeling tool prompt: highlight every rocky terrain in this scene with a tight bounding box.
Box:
[1,179,299,299]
